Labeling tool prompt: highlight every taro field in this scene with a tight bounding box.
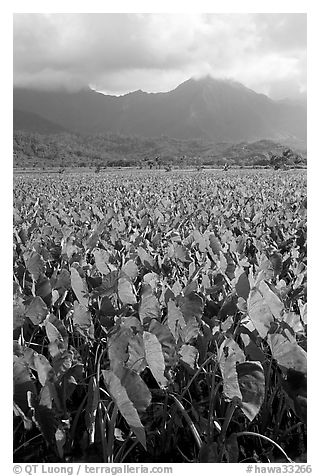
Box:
[13,169,307,463]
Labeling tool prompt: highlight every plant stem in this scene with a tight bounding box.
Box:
[236,431,294,463]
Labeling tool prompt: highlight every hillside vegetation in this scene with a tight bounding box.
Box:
[13,131,307,169]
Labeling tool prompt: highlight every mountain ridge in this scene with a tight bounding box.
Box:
[13,76,306,144]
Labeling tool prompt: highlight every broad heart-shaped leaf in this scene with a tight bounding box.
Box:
[25,296,48,325]
[148,319,177,367]
[173,244,192,264]
[71,267,89,307]
[179,344,199,370]
[118,367,152,413]
[31,399,59,447]
[102,370,147,450]
[93,249,113,275]
[207,232,222,256]
[121,260,139,281]
[118,276,137,305]
[247,287,274,339]
[269,252,283,277]
[267,333,307,374]
[73,301,94,339]
[33,354,55,386]
[179,317,200,343]
[137,246,155,269]
[24,250,45,281]
[52,268,71,295]
[167,299,186,342]
[235,272,250,300]
[258,281,284,320]
[127,333,147,374]
[139,294,161,324]
[143,331,167,388]
[55,427,66,459]
[199,441,219,462]
[108,327,133,373]
[236,361,265,421]
[45,314,68,358]
[178,291,204,324]
[13,358,37,415]
[13,293,26,330]
[218,338,245,401]
[225,433,239,462]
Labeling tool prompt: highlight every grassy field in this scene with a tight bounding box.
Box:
[13,169,307,463]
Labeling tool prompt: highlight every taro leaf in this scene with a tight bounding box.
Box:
[39,384,53,409]
[13,293,26,330]
[45,315,68,358]
[102,370,147,450]
[179,292,204,324]
[167,299,185,342]
[240,330,266,363]
[85,376,100,441]
[247,287,274,339]
[174,244,192,264]
[58,363,83,400]
[148,319,177,367]
[193,229,207,253]
[137,247,155,269]
[142,272,160,291]
[52,269,71,295]
[13,359,37,414]
[270,252,283,276]
[71,267,89,307]
[35,275,52,300]
[118,367,152,413]
[219,294,238,320]
[122,260,139,281]
[282,312,304,334]
[139,294,161,324]
[25,251,45,281]
[55,428,66,459]
[267,333,307,374]
[108,327,133,373]
[33,354,55,387]
[236,361,265,421]
[292,394,307,424]
[25,296,48,325]
[219,251,228,274]
[235,272,250,301]
[93,249,113,275]
[183,280,198,297]
[199,441,219,462]
[282,368,307,422]
[259,281,284,320]
[218,338,245,401]
[73,301,94,339]
[118,276,137,306]
[179,317,200,343]
[179,344,199,370]
[208,233,222,256]
[127,333,146,373]
[121,316,143,332]
[13,402,32,430]
[93,270,118,298]
[225,433,239,462]
[33,403,59,447]
[143,331,167,388]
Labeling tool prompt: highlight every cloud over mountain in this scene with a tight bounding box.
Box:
[13,13,306,100]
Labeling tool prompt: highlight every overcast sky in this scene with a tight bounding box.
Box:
[13,13,306,100]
